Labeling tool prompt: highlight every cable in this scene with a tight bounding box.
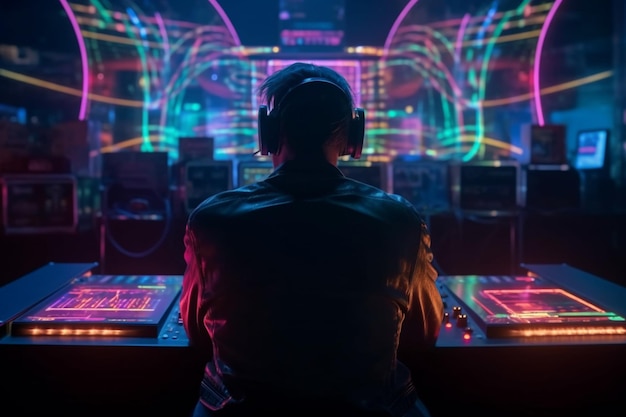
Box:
[104,197,173,258]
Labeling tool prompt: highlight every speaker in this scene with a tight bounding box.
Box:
[257,77,365,159]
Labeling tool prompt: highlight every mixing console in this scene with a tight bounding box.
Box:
[435,265,626,347]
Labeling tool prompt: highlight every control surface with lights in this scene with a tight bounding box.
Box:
[436,264,626,346]
[11,274,182,338]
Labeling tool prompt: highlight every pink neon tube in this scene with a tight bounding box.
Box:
[383,0,420,56]
[208,0,241,46]
[59,0,89,120]
[533,0,564,126]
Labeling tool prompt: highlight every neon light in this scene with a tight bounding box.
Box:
[533,0,564,126]
[455,14,471,62]
[454,13,470,147]
[383,0,420,57]
[59,0,89,120]
[208,0,241,46]
[482,70,613,107]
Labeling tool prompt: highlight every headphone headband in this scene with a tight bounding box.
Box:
[257,77,365,158]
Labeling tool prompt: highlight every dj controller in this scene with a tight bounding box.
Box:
[1,262,625,417]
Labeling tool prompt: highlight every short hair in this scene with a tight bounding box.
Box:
[257,62,355,155]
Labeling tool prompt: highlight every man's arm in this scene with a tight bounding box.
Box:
[398,221,444,352]
[180,224,212,349]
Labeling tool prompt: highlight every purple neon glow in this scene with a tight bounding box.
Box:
[59,0,89,120]
[533,0,563,126]
[454,13,471,138]
[208,0,241,46]
[155,12,170,61]
[455,13,471,62]
[383,0,420,56]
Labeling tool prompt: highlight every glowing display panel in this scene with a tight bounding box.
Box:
[574,129,609,170]
[440,275,626,338]
[266,59,361,106]
[12,275,182,338]
[237,160,274,187]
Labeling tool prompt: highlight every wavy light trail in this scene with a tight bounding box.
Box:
[534,0,564,126]
[383,0,420,57]
[59,0,89,120]
[208,0,241,46]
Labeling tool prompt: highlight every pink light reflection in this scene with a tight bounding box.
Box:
[59,0,89,120]
[383,0,420,57]
[208,0,241,46]
[533,0,563,126]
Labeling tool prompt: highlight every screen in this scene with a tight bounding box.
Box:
[279,0,345,49]
[392,159,450,213]
[457,163,519,212]
[237,160,274,187]
[1,175,77,234]
[101,151,170,198]
[178,137,214,164]
[529,124,567,165]
[266,59,361,106]
[12,274,182,338]
[574,130,609,170]
[339,161,388,191]
[185,161,233,212]
[440,274,626,338]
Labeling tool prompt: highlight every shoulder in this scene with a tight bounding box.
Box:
[340,178,426,224]
[187,182,270,225]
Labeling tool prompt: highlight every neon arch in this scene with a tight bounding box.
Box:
[533,0,564,126]
[383,0,420,57]
[59,0,89,120]
[208,0,242,46]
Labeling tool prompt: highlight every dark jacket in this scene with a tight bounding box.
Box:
[181,159,443,415]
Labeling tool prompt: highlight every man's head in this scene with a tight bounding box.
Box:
[257,62,364,166]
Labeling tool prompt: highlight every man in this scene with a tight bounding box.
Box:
[181,62,444,417]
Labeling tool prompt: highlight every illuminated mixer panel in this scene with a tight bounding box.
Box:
[436,271,626,346]
[7,273,186,344]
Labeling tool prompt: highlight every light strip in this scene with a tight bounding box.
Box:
[533,0,564,126]
[513,326,626,337]
[383,0,420,57]
[59,0,89,120]
[208,0,241,46]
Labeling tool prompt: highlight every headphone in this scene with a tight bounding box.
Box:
[257,77,365,159]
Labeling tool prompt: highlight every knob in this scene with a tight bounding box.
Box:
[452,306,462,318]
[463,327,473,340]
[456,313,468,328]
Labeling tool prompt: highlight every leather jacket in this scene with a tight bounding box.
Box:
[181,159,444,415]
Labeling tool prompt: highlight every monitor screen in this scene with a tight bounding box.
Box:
[266,59,361,106]
[1,175,77,234]
[392,159,450,213]
[178,137,214,164]
[101,151,170,198]
[574,129,609,170]
[338,161,388,191]
[529,124,567,165]
[185,161,233,212]
[455,163,520,212]
[278,0,345,49]
[237,160,274,187]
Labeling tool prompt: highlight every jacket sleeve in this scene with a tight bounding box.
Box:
[398,220,444,352]
[180,223,212,349]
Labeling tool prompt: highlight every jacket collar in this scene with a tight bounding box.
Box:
[268,159,345,180]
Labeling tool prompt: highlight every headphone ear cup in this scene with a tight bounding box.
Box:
[346,108,365,159]
[258,105,279,155]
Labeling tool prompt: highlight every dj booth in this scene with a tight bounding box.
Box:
[1,263,625,417]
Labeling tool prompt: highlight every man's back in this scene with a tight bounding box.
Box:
[181,160,443,413]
